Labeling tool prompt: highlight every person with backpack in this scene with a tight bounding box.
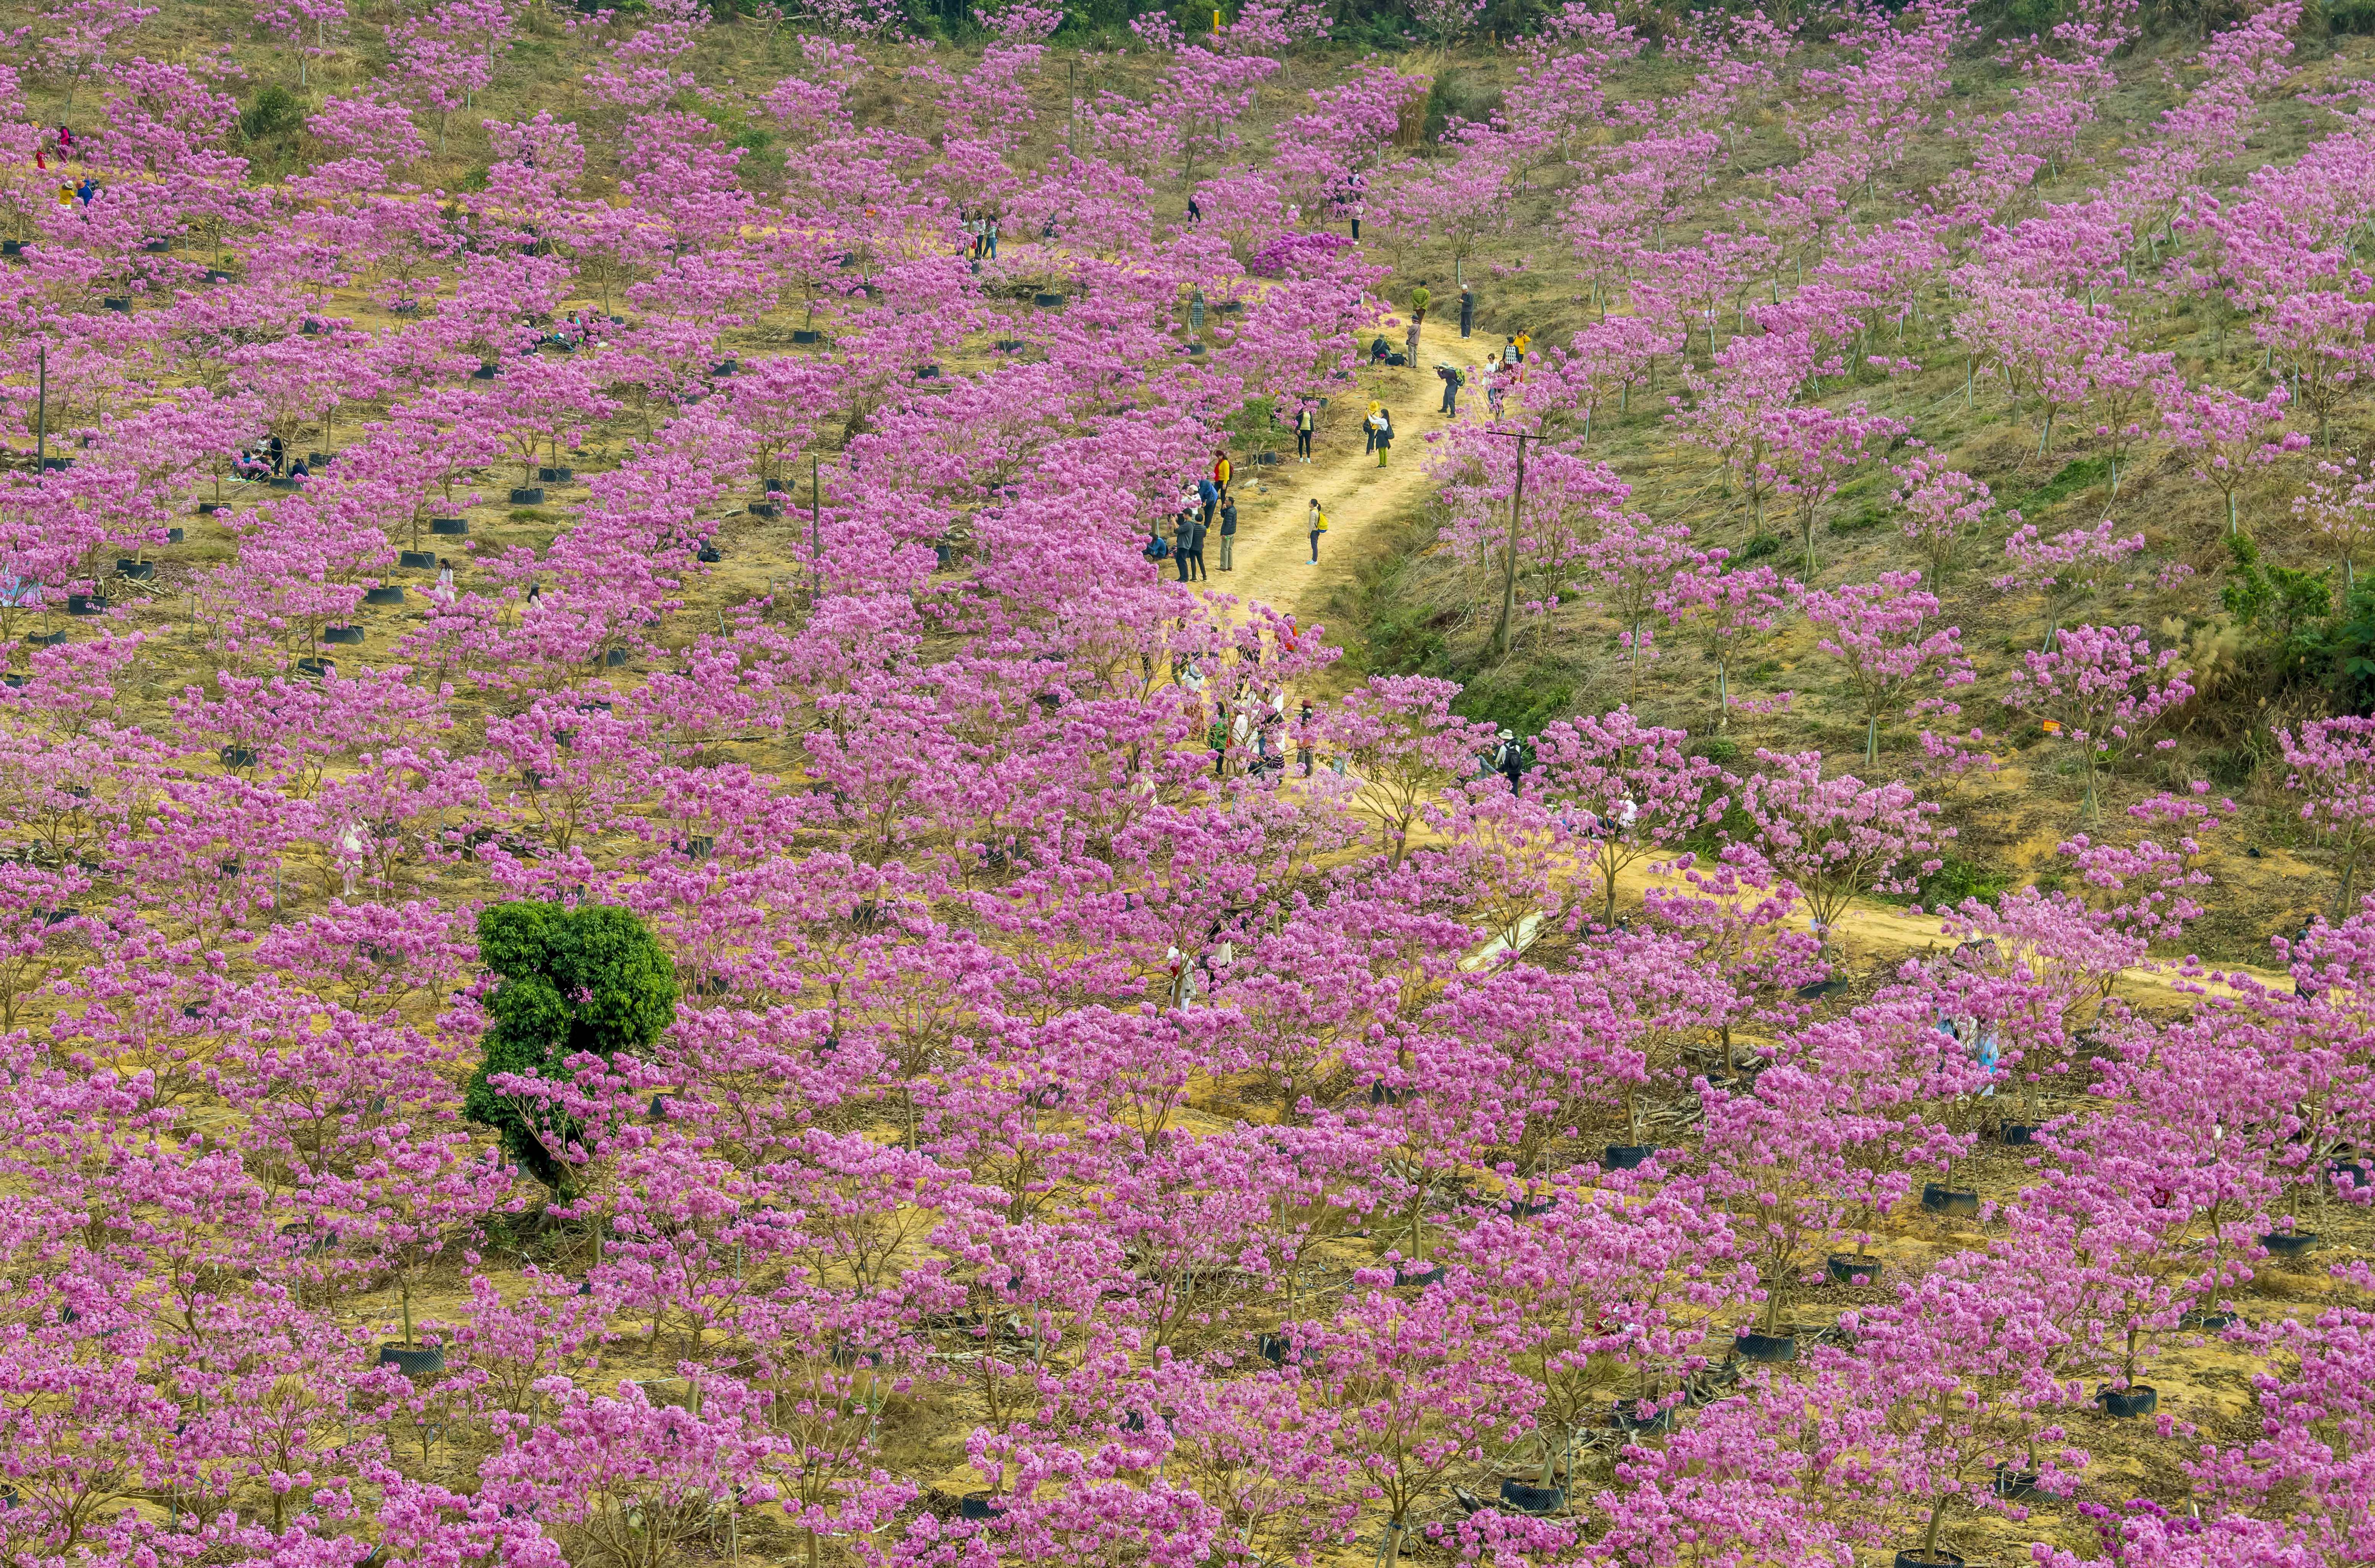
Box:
[1295,405,1315,462]
[1306,498,1327,563]
[1502,335,1519,369]
[1436,362,1463,416]
[1217,495,1238,571]
[1372,407,1394,467]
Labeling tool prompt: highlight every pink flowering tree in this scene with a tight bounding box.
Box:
[2278,715,2375,919]
[1734,750,1950,946]
[1799,573,1976,765]
[2003,625,2193,824]
[1894,456,2011,588]
[1526,706,1727,927]
[1658,549,1790,730]
[2158,378,2306,536]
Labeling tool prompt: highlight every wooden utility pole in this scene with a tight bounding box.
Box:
[33,346,45,472]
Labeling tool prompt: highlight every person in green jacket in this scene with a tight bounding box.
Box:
[1411,281,1431,326]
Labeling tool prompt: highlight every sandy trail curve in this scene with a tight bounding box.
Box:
[1192,313,1492,625]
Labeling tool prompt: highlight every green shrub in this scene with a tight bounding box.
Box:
[239,84,307,143]
[463,901,679,1192]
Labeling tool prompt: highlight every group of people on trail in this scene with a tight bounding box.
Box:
[1148,450,1237,580]
[960,211,1000,262]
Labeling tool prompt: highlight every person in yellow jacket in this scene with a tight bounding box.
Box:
[1307,498,1328,564]
[1211,450,1231,497]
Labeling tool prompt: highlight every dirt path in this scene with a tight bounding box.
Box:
[1195,313,1494,627]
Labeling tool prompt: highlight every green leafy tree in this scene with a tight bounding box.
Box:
[463,901,679,1193]
[2223,532,2332,689]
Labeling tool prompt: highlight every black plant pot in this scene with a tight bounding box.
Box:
[1894,1553,1964,1568]
[2181,1308,2236,1331]
[1922,1183,1981,1217]
[1795,977,1851,1000]
[102,297,129,313]
[604,647,630,667]
[430,517,468,536]
[363,586,404,605]
[682,835,714,859]
[1827,1253,1884,1285]
[300,319,322,335]
[219,746,257,768]
[198,502,224,515]
[1999,1123,2039,1146]
[1603,1144,1658,1170]
[1507,1195,1555,1219]
[39,456,70,471]
[296,657,333,679]
[510,487,544,505]
[995,338,1027,351]
[1991,1465,2039,1500]
[472,363,499,380]
[711,359,738,377]
[1611,1400,1676,1434]
[916,363,940,379]
[143,238,169,253]
[750,502,779,518]
[2096,1384,2157,1418]
[399,550,436,569]
[206,269,231,283]
[2262,1230,2321,1258]
[64,594,107,616]
[1393,1264,1445,1289]
[648,1094,671,1121]
[791,329,824,345]
[1034,292,1067,308]
[324,626,364,646]
[0,241,21,258]
[166,527,184,542]
[268,477,297,490]
[25,632,65,648]
[1256,1332,1296,1367]
[308,452,328,467]
[1497,1478,1564,1515]
[538,466,573,482]
[1735,1331,1797,1364]
[378,1343,444,1378]
[696,546,722,563]
[115,560,152,581]
[959,1491,1004,1521]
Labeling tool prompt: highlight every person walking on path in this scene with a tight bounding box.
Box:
[1363,400,1381,455]
[1217,495,1238,571]
[1502,335,1519,369]
[1371,407,1394,467]
[1306,498,1327,563]
[1184,511,1208,581]
[1404,317,1419,364]
[1437,362,1463,416]
[1295,405,1314,462]
[1411,281,1431,327]
[1174,509,1196,581]
[1459,284,1474,338]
